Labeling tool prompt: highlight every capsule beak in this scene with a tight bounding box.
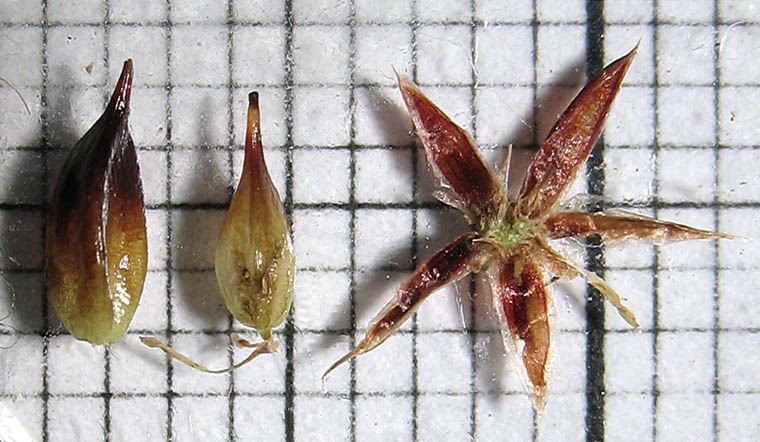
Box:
[105,59,133,117]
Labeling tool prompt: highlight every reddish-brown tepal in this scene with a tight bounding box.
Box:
[324,44,730,411]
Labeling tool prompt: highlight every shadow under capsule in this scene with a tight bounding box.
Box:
[0,65,83,335]
[170,93,232,331]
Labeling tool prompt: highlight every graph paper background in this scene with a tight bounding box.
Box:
[1,0,759,441]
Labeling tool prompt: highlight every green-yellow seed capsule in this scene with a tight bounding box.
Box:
[215,92,295,340]
[46,60,147,345]
[140,92,293,373]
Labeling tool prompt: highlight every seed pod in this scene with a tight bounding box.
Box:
[215,92,295,340]
[46,59,147,345]
[141,92,294,373]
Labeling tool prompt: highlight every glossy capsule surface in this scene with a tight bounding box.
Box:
[46,60,147,345]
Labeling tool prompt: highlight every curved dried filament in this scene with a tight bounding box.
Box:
[0,77,31,116]
[544,210,733,243]
[536,241,639,328]
[397,72,504,223]
[140,335,278,374]
[516,44,638,219]
[324,233,490,379]
[489,257,553,411]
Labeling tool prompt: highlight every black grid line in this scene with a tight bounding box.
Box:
[651,1,663,439]
[9,17,760,28]
[102,3,113,440]
[584,2,607,441]
[39,1,51,441]
[346,1,358,440]
[409,1,421,439]
[12,323,760,339]
[467,3,478,441]
[9,138,760,154]
[710,1,722,440]
[9,79,760,97]
[1,199,759,219]
[163,1,176,440]
[224,2,236,441]
[282,1,296,440]
[410,0,427,441]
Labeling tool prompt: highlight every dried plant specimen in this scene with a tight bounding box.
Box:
[324,45,729,409]
[141,92,294,373]
[214,92,295,341]
[46,60,147,345]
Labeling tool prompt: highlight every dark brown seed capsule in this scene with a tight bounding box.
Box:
[46,59,147,345]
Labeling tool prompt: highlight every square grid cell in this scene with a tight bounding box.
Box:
[0,1,756,442]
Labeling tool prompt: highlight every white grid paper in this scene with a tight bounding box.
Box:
[1,1,759,441]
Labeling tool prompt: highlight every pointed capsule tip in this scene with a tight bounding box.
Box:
[106,59,134,116]
[248,91,259,109]
[245,90,263,164]
[246,91,261,130]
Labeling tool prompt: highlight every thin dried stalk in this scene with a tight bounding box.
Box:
[140,335,278,374]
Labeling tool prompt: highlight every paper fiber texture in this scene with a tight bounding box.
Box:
[0,1,758,441]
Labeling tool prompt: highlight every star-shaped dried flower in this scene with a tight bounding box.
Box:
[324,45,728,410]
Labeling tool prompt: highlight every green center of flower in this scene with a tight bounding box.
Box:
[485,216,532,250]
